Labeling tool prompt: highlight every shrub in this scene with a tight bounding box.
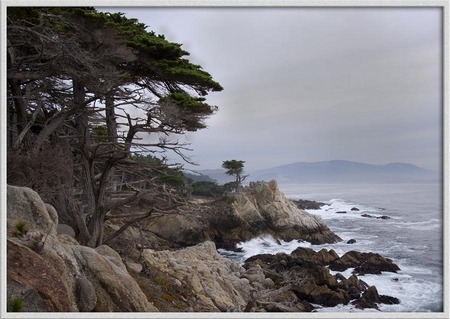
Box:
[14,220,28,236]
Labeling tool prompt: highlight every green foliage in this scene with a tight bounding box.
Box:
[14,220,28,236]
[191,181,225,198]
[222,160,245,177]
[8,297,25,312]
[92,125,108,143]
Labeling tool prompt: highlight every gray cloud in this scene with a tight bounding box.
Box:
[102,7,443,171]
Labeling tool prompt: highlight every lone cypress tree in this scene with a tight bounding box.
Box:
[222,160,248,191]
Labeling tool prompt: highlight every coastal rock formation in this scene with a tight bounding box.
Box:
[7,185,158,312]
[329,250,400,275]
[142,241,251,311]
[210,180,341,248]
[244,248,400,310]
[144,180,341,250]
[7,184,400,313]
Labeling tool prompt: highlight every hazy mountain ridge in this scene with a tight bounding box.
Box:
[196,160,440,184]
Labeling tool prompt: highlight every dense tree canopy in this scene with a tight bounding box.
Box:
[6,7,223,247]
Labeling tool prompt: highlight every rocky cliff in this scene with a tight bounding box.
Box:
[145,180,341,250]
[204,180,341,250]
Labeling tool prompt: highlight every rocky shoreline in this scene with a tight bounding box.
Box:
[6,181,401,312]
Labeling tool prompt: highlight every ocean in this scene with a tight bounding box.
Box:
[218,182,444,313]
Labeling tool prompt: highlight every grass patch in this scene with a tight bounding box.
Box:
[8,297,24,312]
[14,220,28,236]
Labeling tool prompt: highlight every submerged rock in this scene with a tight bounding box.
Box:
[361,213,391,220]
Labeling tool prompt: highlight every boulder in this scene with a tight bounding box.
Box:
[7,240,78,312]
[7,185,57,238]
[347,239,357,244]
[7,185,158,312]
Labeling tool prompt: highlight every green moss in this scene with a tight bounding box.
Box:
[154,276,171,289]
[8,297,24,312]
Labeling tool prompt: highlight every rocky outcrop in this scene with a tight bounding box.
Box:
[141,241,250,312]
[140,240,314,312]
[329,250,400,275]
[7,185,158,312]
[243,247,400,310]
[143,180,341,250]
[210,180,341,249]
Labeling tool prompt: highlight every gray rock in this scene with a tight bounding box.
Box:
[142,241,251,311]
[76,276,97,312]
[7,185,158,312]
[57,224,76,238]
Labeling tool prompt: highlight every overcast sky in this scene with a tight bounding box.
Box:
[102,6,442,171]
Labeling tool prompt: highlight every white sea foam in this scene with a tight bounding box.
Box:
[235,235,311,263]
[218,183,443,312]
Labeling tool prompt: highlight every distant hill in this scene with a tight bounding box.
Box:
[248,160,440,184]
[190,169,235,184]
[183,171,217,183]
[196,160,440,184]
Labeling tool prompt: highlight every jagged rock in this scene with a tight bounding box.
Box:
[243,248,399,311]
[351,285,400,309]
[329,251,400,274]
[212,180,342,247]
[291,247,339,265]
[142,241,251,312]
[292,282,349,307]
[140,180,341,250]
[291,199,326,210]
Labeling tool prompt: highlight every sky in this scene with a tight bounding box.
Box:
[102,6,443,172]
